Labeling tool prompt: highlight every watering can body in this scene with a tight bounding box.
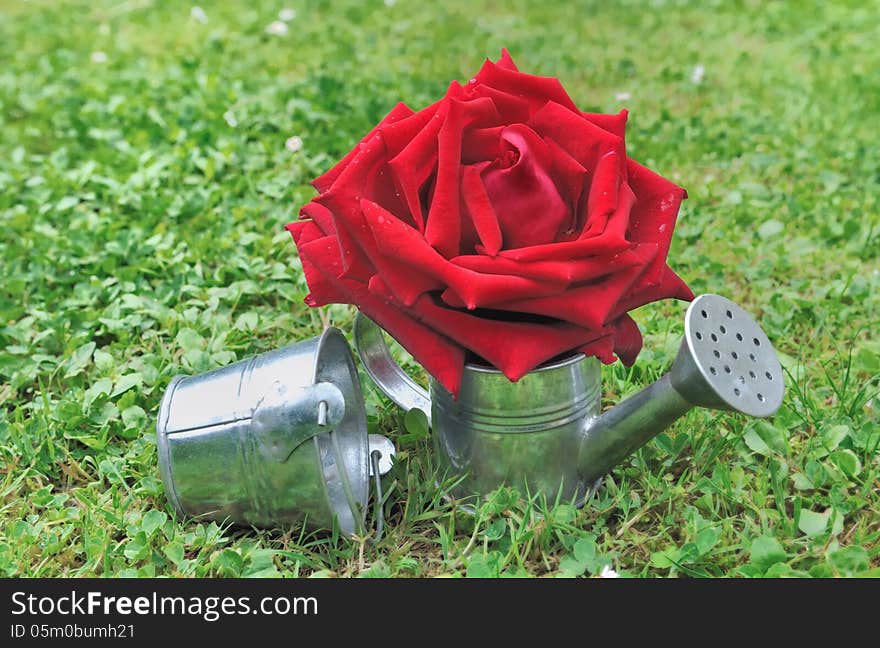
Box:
[156,328,372,535]
[355,294,785,507]
[432,354,602,506]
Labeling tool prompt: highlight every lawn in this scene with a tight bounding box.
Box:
[1,0,878,578]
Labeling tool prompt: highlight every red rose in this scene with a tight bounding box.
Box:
[287,50,692,397]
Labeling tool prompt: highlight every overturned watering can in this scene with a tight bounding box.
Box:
[156,327,394,536]
[355,294,784,507]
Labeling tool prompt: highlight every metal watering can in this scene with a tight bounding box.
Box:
[355,294,785,507]
[156,328,394,536]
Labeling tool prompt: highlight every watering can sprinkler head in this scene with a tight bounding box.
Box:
[669,294,785,416]
[577,294,785,484]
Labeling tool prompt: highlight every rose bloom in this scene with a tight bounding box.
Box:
[287,51,692,397]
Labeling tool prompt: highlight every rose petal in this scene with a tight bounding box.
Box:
[529,101,625,176]
[354,301,465,398]
[596,181,636,242]
[492,234,631,263]
[313,102,413,193]
[577,335,616,365]
[582,109,629,139]
[331,216,374,281]
[369,162,413,225]
[581,150,621,238]
[379,98,443,158]
[298,202,335,236]
[371,279,613,383]
[297,238,465,396]
[468,85,532,123]
[425,93,502,257]
[315,136,415,286]
[610,265,694,319]
[285,219,324,246]
[575,315,642,366]
[445,244,660,329]
[424,91,465,258]
[296,236,351,305]
[481,124,570,249]
[388,103,447,231]
[494,184,634,262]
[317,134,387,204]
[290,208,375,286]
[360,198,568,308]
[609,314,642,365]
[496,48,519,71]
[625,158,687,287]
[314,155,444,304]
[365,268,438,310]
[461,165,503,255]
[449,249,641,283]
[474,58,579,115]
[462,126,504,164]
[544,137,588,230]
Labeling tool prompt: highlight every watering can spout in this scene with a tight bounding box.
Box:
[577,294,785,485]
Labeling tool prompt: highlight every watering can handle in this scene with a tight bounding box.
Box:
[353,312,432,423]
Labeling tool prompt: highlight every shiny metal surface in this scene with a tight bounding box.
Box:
[577,374,691,484]
[250,381,345,461]
[578,293,785,482]
[353,313,432,418]
[432,354,601,505]
[368,434,397,477]
[675,293,784,416]
[156,328,369,535]
[354,313,601,506]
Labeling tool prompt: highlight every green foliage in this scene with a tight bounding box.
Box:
[1,0,878,577]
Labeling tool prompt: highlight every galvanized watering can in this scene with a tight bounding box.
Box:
[355,294,785,507]
[156,327,393,536]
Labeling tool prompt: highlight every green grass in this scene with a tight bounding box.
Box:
[1,0,878,578]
